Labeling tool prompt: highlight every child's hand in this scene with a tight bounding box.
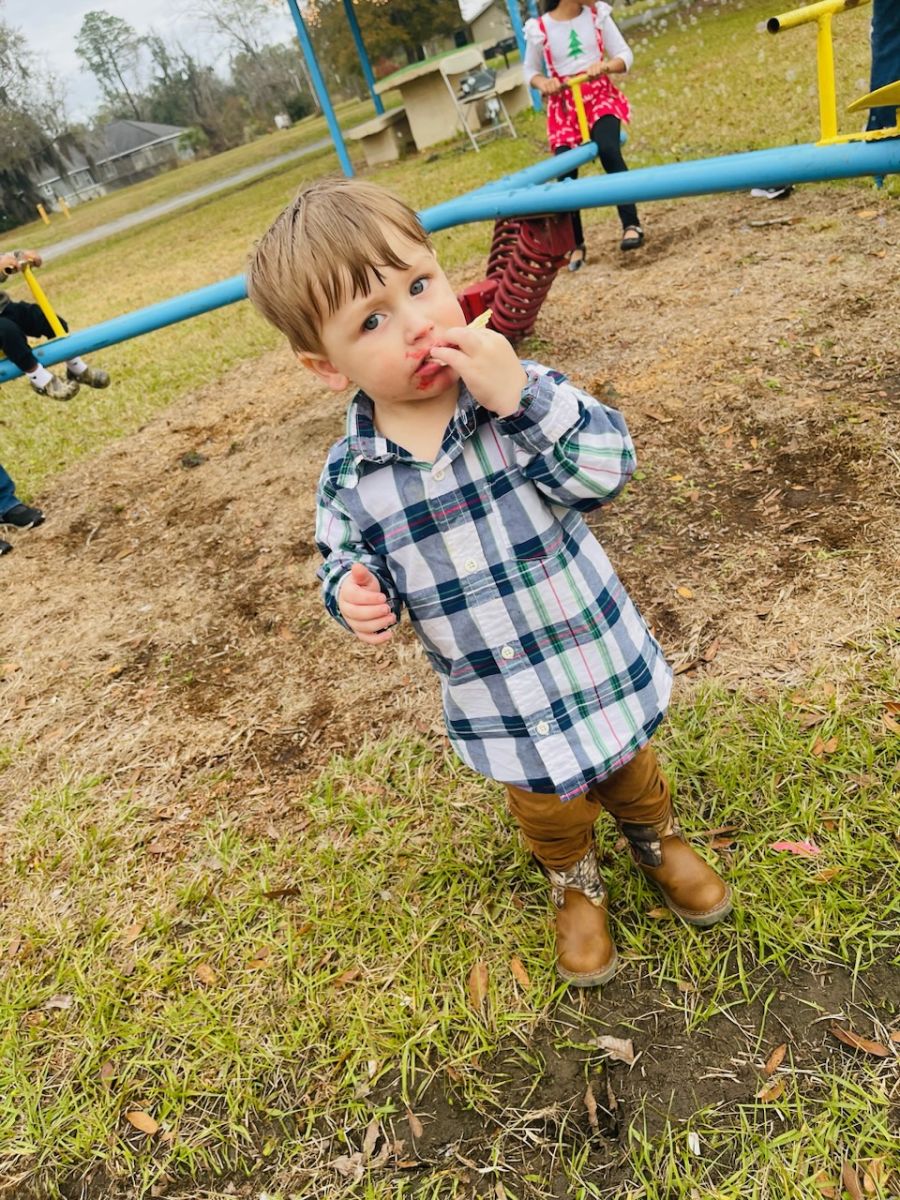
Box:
[338,562,396,645]
[430,326,527,418]
[536,77,562,96]
[19,249,42,267]
[0,253,19,276]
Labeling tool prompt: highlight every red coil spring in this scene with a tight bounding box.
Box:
[489,213,576,341]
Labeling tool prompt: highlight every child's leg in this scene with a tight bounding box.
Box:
[0,463,19,514]
[552,145,585,260]
[0,313,43,374]
[506,784,617,987]
[590,115,641,239]
[588,745,732,925]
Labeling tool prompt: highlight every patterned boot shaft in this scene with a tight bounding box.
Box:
[546,845,607,909]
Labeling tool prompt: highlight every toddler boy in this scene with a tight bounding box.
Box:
[1,249,110,400]
[248,179,731,987]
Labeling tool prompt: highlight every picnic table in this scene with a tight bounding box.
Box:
[374,48,492,152]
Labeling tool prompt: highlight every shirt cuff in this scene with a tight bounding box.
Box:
[496,368,582,453]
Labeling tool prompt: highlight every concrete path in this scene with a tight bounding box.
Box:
[42,138,331,262]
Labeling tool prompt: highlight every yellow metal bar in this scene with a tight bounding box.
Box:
[847,79,900,112]
[58,197,72,219]
[36,203,50,226]
[567,73,591,143]
[20,265,67,338]
[817,13,838,141]
[766,0,867,33]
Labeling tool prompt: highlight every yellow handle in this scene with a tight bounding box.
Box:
[21,264,67,338]
[564,73,591,144]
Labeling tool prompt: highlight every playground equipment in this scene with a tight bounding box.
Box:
[2,132,899,385]
[767,0,899,143]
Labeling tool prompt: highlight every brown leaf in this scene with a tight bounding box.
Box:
[263,885,302,899]
[362,1118,380,1158]
[829,1025,890,1057]
[468,961,489,1009]
[891,1031,900,1044]
[125,1110,160,1135]
[700,638,720,663]
[842,1161,864,1200]
[711,837,735,851]
[881,712,900,734]
[509,956,531,990]
[406,1109,424,1140]
[99,1061,115,1087]
[583,1082,600,1132]
[675,586,694,599]
[594,1035,636,1065]
[333,966,361,986]
[0,661,22,679]
[798,711,825,729]
[647,906,672,919]
[756,1078,784,1102]
[763,1043,787,1076]
[884,700,900,714]
[863,1157,888,1194]
[44,994,74,1011]
[122,923,143,945]
[194,963,217,986]
[812,867,841,883]
[640,406,674,423]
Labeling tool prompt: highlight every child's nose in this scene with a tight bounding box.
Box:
[405,307,434,343]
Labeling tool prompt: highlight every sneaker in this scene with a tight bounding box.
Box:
[31,373,79,401]
[67,365,110,388]
[750,186,794,200]
[0,539,12,555]
[0,502,45,530]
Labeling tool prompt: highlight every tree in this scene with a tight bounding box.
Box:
[75,11,144,120]
[307,0,466,77]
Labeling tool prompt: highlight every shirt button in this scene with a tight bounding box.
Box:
[536,720,550,736]
[500,644,515,660]
[432,468,445,482]
[463,558,478,573]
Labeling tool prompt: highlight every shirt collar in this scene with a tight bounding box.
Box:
[345,385,483,467]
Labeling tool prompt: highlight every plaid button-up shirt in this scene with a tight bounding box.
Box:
[316,361,672,800]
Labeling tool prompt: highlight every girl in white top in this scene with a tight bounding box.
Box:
[523,0,642,265]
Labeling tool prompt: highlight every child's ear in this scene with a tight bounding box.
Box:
[296,351,350,392]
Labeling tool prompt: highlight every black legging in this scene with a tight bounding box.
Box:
[554,114,639,248]
[0,300,69,373]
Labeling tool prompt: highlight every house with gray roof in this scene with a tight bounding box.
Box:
[33,119,194,207]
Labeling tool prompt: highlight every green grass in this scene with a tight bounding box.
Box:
[1,661,897,1196]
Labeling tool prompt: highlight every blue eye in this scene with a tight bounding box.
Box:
[410,276,429,296]
[362,313,384,332]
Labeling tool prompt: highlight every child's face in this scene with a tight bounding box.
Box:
[299,231,466,407]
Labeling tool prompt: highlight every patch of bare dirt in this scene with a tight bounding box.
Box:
[3,187,897,823]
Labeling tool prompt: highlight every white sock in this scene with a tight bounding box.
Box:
[26,364,53,387]
[66,358,88,376]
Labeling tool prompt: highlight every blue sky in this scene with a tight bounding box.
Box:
[3,0,299,121]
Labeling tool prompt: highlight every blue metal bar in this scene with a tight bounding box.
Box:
[5,138,899,381]
[342,0,384,115]
[421,138,900,231]
[0,276,247,382]
[284,0,354,177]
[503,0,542,113]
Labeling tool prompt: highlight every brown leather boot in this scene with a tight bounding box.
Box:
[620,818,733,926]
[547,848,618,987]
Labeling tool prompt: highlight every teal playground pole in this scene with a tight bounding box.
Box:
[504,0,543,112]
[284,0,354,177]
[342,0,384,116]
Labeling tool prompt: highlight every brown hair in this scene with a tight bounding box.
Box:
[246,177,431,355]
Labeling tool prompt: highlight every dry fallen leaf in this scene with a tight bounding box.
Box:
[700,638,720,663]
[770,840,821,857]
[333,966,361,986]
[756,1078,785,1102]
[890,1031,900,1044]
[594,1035,636,1065]
[829,1025,890,1057]
[862,1156,888,1194]
[647,906,672,919]
[99,1061,115,1087]
[406,1109,424,1140]
[362,1118,380,1158]
[125,1110,160,1136]
[763,1043,787,1076]
[812,867,841,883]
[194,963,217,986]
[842,1160,864,1200]
[881,711,900,734]
[509,956,531,990]
[675,585,694,599]
[468,961,489,1009]
[44,994,74,1011]
[583,1082,600,1132]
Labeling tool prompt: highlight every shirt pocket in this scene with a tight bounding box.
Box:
[487,469,565,561]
